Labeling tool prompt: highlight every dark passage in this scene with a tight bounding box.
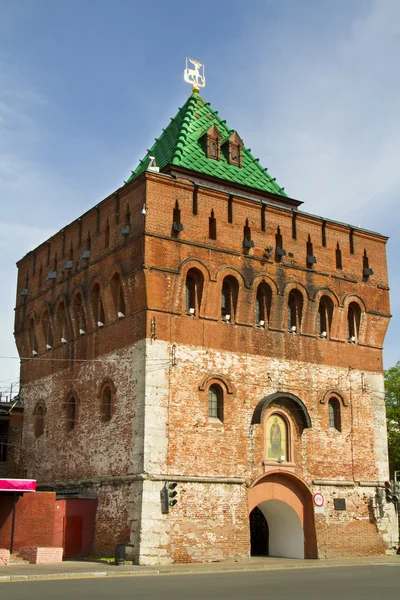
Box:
[250,506,269,556]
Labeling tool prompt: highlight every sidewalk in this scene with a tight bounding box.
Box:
[0,554,399,583]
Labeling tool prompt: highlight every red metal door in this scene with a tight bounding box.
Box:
[63,515,83,558]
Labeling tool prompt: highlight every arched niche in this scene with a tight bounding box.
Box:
[251,392,312,428]
[198,374,234,395]
[321,389,348,407]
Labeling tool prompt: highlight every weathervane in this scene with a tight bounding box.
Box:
[184,57,206,93]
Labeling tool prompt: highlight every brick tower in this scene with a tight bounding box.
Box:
[14,87,397,563]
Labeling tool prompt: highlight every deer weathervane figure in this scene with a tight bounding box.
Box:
[184,58,206,92]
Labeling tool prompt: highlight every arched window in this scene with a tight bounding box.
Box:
[28,317,38,356]
[110,273,126,318]
[318,296,334,338]
[185,268,204,316]
[255,282,272,326]
[221,276,239,322]
[42,309,53,349]
[66,394,77,432]
[34,404,45,438]
[328,398,341,431]
[56,301,69,343]
[101,386,113,423]
[73,292,87,335]
[288,289,303,333]
[347,302,361,342]
[266,413,288,461]
[208,384,223,421]
[90,283,105,327]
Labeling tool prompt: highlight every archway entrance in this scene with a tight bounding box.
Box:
[258,499,304,558]
[248,472,317,559]
[250,506,269,556]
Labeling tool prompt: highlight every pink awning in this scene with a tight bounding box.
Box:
[0,478,36,492]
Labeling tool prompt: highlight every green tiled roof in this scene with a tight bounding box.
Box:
[126,92,287,196]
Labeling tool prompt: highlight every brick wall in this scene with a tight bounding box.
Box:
[19,546,63,564]
[0,492,55,551]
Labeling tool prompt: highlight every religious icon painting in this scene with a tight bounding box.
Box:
[266,414,287,461]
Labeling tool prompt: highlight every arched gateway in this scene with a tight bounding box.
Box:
[248,472,317,559]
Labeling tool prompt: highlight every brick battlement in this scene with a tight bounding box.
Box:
[14,172,390,384]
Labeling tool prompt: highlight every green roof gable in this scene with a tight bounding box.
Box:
[126,92,287,197]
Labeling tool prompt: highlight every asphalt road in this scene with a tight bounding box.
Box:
[2,565,400,599]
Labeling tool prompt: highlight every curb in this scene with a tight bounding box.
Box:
[0,559,399,583]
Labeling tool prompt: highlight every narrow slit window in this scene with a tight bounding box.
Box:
[292,213,297,240]
[306,235,315,267]
[173,201,181,228]
[78,220,82,247]
[105,220,110,248]
[275,226,285,261]
[243,218,253,248]
[336,243,342,270]
[261,205,266,232]
[193,186,198,215]
[322,221,327,247]
[125,205,131,226]
[349,229,354,254]
[228,196,233,224]
[96,207,101,234]
[209,209,217,240]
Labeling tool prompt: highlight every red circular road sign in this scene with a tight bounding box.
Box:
[313,493,324,507]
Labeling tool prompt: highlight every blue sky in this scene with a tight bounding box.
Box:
[0,0,399,393]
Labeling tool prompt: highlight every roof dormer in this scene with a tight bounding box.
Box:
[221,131,243,167]
[201,124,222,161]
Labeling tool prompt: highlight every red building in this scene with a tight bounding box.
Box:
[14,87,397,563]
